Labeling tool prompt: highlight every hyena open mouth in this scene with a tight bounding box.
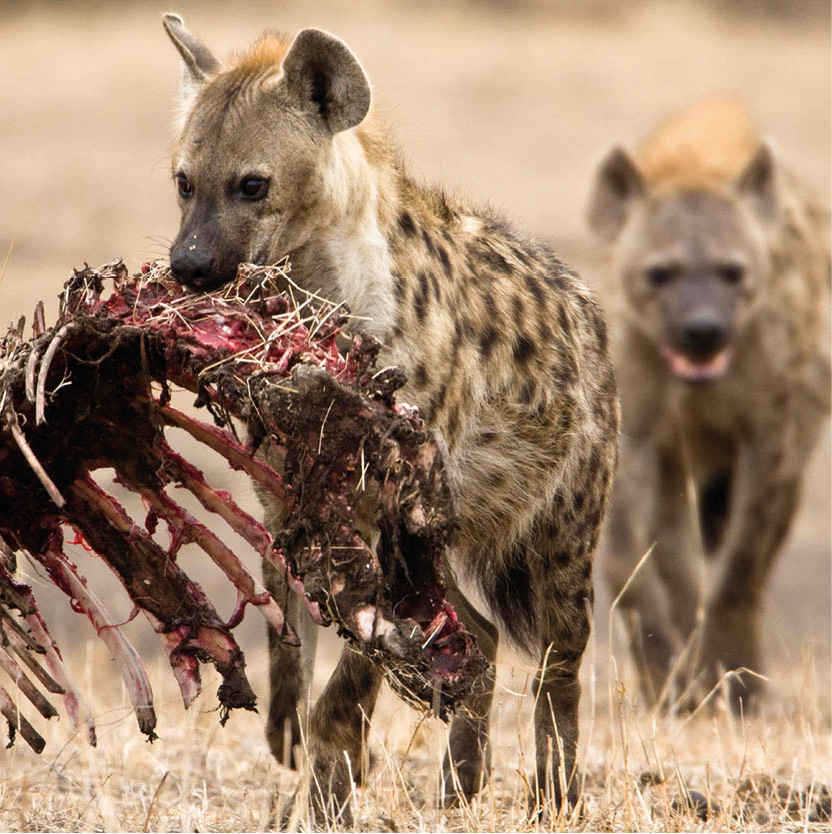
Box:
[661,345,734,382]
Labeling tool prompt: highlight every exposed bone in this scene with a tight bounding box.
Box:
[1,620,64,695]
[69,474,258,714]
[160,404,287,500]
[24,341,41,402]
[32,301,46,340]
[156,440,325,626]
[138,486,298,642]
[35,322,72,425]
[0,682,45,753]
[23,612,95,744]
[0,642,58,719]
[32,546,157,739]
[7,417,66,508]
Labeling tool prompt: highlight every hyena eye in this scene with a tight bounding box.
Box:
[175,172,193,198]
[718,263,745,285]
[645,265,675,288]
[240,176,270,201]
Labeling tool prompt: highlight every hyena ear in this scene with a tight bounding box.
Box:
[162,14,221,117]
[736,141,779,225]
[280,29,371,134]
[587,146,645,242]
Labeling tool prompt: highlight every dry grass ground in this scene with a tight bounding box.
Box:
[0,642,828,832]
[0,1,829,831]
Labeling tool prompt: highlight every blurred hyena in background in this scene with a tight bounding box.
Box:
[587,97,830,710]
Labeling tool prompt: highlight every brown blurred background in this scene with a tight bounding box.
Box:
[0,0,828,700]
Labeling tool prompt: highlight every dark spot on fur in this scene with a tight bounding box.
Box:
[513,295,525,328]
[479,326,499,358]
[417,270,429,300]
[485,470,505,489]
[478,431,499,445]
[572,589,590,611]
[554,549,571,567]
[446,404,460,439]
[594,310,609,352]
[481,287,500,319]
[427,381,448,420]
[422,229,436,256]
[414,362,428,388]
[398,211,416,237]
[511,244,531,267]
[587,448,602,483]
[524,273,546,305]
[544,270,569,290]
[519,380,535,404]
[414,292,426,323]
[513,334,536,363]
[429,270,441,301]
[438,246,453,277]
[469,238,512,273]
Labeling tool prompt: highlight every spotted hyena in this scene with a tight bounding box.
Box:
[587,97,830,709]
[163,14,619,822]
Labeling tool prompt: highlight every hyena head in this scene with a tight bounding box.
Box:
[587,142,778,382]
[163,14,371,291]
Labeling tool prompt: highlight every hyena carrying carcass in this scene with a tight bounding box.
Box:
[587,97,830,709]
[162,14,619,823]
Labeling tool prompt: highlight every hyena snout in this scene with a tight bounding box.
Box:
[676,310,730,360]
[169,239,237,292]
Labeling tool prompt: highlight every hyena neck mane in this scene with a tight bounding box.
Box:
[289,116,439,342]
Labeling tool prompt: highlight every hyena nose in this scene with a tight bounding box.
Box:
[170,247,218,290]
[680,313,728,359]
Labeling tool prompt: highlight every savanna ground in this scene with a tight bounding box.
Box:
[0,1,829,830]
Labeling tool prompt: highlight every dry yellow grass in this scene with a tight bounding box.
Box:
[0,624,827,832]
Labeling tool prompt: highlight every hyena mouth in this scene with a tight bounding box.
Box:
[661,345,733,382]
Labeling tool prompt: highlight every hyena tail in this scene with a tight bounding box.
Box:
[476,545,539,649]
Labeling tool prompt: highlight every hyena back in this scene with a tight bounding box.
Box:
[163,15,619,822]
[588,97,830,709]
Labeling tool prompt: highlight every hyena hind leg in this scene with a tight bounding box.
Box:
[531,551,595,818]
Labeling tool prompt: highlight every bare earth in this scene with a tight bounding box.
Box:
[0,1,829,831]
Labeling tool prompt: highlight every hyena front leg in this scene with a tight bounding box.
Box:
[263,558,319,769]
[441,578,499,804]
[605,439,699,705]
[307,646,382,827]
[703,435,804,709]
